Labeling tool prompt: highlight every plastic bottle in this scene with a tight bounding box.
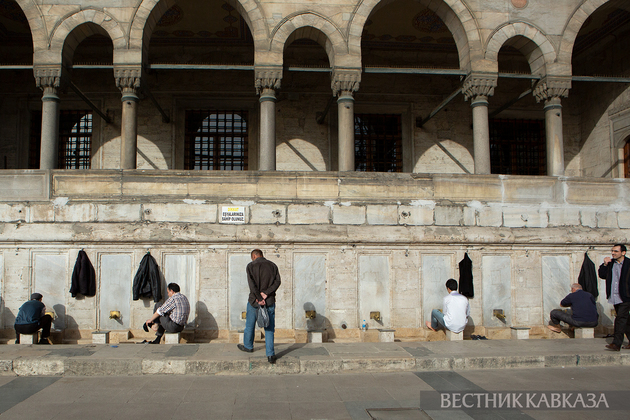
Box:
[362,320,367,330]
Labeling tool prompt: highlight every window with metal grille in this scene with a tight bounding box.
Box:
[184,110,248,170]
[29,110,92,169]
[490,119,546,175]
[354,114,402,172]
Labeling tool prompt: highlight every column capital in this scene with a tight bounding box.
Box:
[462,72,497,101]
[331,68,361,97]
[255,65,282,94]
[115,66,142,96]
[533,75,571,103]
[33,65,64,91]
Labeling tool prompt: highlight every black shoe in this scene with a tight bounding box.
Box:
[38,338,50,345]
[237,344,253,353]
[268,355,277,364]
[150,336,162,344]
[143,323,149,332]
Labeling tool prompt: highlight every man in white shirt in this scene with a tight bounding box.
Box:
[426,279,470,333]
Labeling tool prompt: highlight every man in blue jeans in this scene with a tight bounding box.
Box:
[237,249,282,364]
[426,279,470,334]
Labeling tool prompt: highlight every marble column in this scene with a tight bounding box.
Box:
[34,67,62,170]
[115,67,141,170]
[255,67,282,171]
[332,69,361,172]
[463,73,497,175]
[534,76,571,177]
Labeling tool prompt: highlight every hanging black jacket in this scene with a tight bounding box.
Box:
[578,252,598,298]
[458,253,474,298]
[70,250,96,297]
[132,253,162,302]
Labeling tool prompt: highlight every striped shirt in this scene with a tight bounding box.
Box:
[157,293,190,326]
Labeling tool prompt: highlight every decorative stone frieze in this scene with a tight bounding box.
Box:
[462,72,497,101]
[331,68,361,97]
[533,76,571,103]
[255,66,282,94]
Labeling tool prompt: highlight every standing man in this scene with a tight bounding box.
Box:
[14,293,52,344]
[547,283,598,333]
[237,249,281,364]
[598,244,630,351]
[426,279,470,334]
[145,283,189,344]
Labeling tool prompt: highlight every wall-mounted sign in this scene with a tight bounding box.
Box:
[220,206,246,224]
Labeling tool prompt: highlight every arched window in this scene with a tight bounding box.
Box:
[184,110,248,170]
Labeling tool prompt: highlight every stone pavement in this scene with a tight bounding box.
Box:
[1,337,629,377]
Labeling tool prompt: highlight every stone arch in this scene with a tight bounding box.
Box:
[266,12,348,68]
[349,0,482,72]
[485,22,556,76]
[130,0,266,64]
[43,9,125,66]
[14,0,49,55]
[558,0,611,66]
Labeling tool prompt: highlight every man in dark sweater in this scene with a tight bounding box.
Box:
[547,283,598,333]
[14,293,53,344]
[237,249,281,364]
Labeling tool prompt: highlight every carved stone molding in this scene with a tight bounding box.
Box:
[114,66,142,93]
[33,65,62,90]
[255,66,282,94]
[331,68,361,97]
[462,72,497,101]
[533,76,571,103]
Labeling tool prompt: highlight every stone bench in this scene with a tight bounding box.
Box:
[378,329,395,343]
[307,330,323,343]
[511,327,530,339]
[164,332,181,344]
[574,328,594,339]
[19,332,39,345]
[445,330,463,341]
[92,331,110,344]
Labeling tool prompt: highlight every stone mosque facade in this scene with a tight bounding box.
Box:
[1,0,630,343]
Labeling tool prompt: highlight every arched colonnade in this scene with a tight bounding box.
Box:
[11,0,614,175]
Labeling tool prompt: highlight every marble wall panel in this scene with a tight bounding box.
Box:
[99,254,132,330]
[422,255,453,325]
[33,253,68,331]
[0,253,3,328]
[229,254,252,330]
[482,256,512,327]
[542,256,571,324]
[359,255,390,328]
[164,254,197,327]
[293,254,326,330]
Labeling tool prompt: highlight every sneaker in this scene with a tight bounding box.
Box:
[150,336,162,344]
[268,355,277,364]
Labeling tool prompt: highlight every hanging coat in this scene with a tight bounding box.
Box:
[578,252,598,298]
[132,253,162,302]
[458,253,474,298]
[70,250,96,297]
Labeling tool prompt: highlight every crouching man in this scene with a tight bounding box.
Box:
[426,279,469,334]
[144,283,189,344]
[547,283,598,333]
[14,293,52,344]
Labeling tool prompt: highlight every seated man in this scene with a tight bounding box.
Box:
[426,279,470,333]
[144,283,190,344]
[547,283,598,333]
[14,293,52,344]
